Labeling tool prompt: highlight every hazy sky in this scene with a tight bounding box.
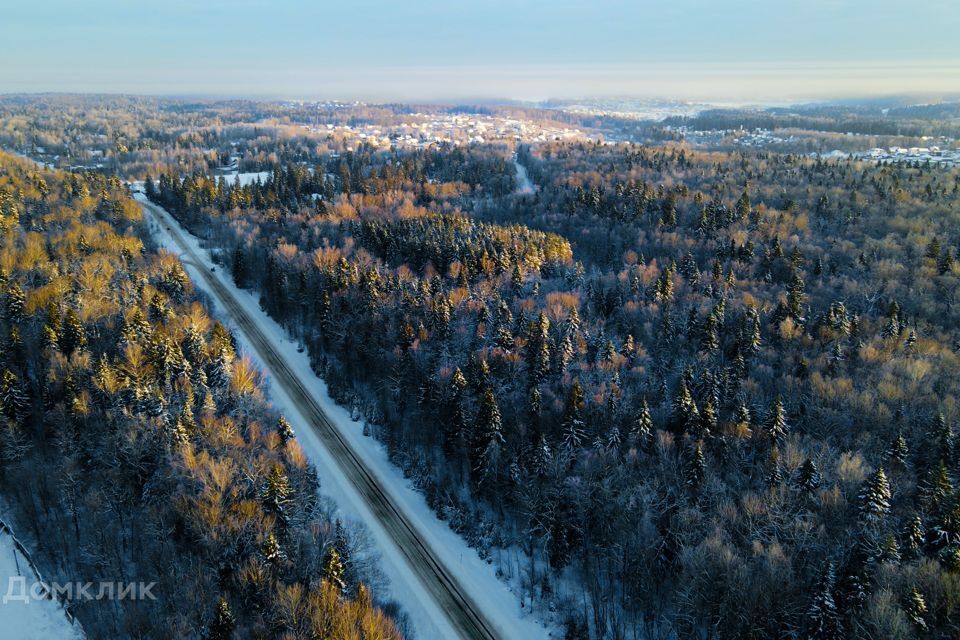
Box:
[2,0,958,101]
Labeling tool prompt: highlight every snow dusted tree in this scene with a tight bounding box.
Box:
[764,395,788,444]
[470,387,505,489]
[276,415,295,444]
[804,562,843,640]
[903,515,924,558]
[796,458,821,496]
[631,397,654,451]
[207,597,235,640]
[885,431,909,467]
[560,379,586,459]
[686,443,706,494]
[671,379,698,436]
[904,586,928,632]
[858,467,891,526]
[263,463,293,527]
[323,547,346,593]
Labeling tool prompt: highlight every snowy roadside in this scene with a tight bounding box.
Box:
[136,193,555,640]
[0,518,84,640]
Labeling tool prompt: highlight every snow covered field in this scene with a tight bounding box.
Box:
[137,193,554,640]
[0,522,83,640]
[213,171,272,186]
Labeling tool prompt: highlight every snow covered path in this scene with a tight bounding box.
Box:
[513,157,536,195]
[136,194,552,640]
[0,521,83,640]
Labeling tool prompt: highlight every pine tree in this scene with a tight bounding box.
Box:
[922,460,953,511]
[903,515,925,558]
[263,464,293,526]
[261,531,285,565]
[796,458,821,496]
[631,398,654,450]
[886,431,909,467]
[323,547,346,593]
[697,399,717,441]
[686,443,706,493]
[207,597,235,640]
[734,402,752,437]
[671,380,698,436]
[930,412,952,463]
[5,283,24,324]
[276,415,295,444]
[804,563,843,640]
[764,396,789,444]
[560,379,587,459]
[59,308,87,357]
[858,467,892,526]
[526,312,551,383]
[471,387,505,487]
[904,586,928,632]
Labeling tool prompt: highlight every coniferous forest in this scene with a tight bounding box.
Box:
[0,150,401,639]
[145,133,960,637]
[2,95,960,639]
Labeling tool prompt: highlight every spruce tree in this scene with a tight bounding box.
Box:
[323,547,346,593]
[903,515,925,559]
[858,467,892,526]
[671,380,698,436]
[904,586,928,632]
[471,387,505,487]
[276,415,295,444]
[631,398,654,450]
[796,458,821,496]
[804,563,843,640]
[686,443,706,493]
[560,380,587,459]
[764,396,788,444]
[886,431,909,467]
[207,598,235,640]
[263,464,293,526]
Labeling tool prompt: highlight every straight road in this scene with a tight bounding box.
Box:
[137,196,502,640]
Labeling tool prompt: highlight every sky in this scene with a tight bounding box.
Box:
[1,0,958,102]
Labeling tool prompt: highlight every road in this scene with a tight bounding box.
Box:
[137,197,502,640]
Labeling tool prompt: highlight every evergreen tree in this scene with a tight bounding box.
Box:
[560,379,587,459]
[276,415,295,444]
[630,398,654,450]
[671,380,699,436]
[734,402,752,437]
[903,515,925,559]
[263,464,293,526]
[886,431,909,467]
[858,467,892,526]
[804,563,843,640]
[59,308,87,357]
[764,396,789,444]
[323,547,346,593]
[796,458,821,496]
[686,443,706,493]
[471,387,505,487]
[5,283,25,324]
[904,586,928,632]
[526,312,551,383]
[207,598,235,640]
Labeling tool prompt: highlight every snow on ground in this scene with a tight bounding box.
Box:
[513,159,536,195]
[213,171,272,186]
[0,521,83,640]
[137,193,555,640]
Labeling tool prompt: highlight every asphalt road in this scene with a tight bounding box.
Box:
[138,197,501,640]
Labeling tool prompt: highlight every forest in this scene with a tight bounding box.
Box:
[0,150,401,639]
[145,133,960,639]
[3,93,960,639]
